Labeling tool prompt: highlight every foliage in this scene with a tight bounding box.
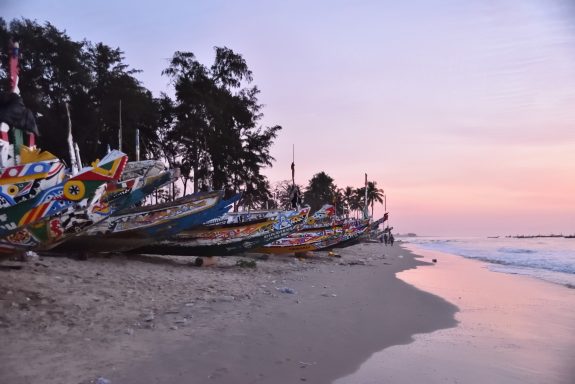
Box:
[0,19,160,165]
[366,181,384,216]
[303,171,337,213]
[269,180,304,210]
[161,48,281,204]
[0,19,279,206]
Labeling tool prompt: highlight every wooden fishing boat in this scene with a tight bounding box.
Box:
[321,219,371,250]
[55,192,237,253]
[99,162,177,214]
[0,147,66,208]
[0,150,127,237]
[133,206,311,256]
[0,181,111,253]
[0,152,129,252]
[0,42,68,209]
[257,215,377,254]
[298,204,342,230]
[255,224,344,254]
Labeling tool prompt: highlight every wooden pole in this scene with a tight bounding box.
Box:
[118,99,122,151]
[135,128,140,161]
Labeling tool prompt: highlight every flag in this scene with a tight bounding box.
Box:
[291,161,295,182]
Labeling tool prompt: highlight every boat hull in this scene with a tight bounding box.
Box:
[55,192,235,253]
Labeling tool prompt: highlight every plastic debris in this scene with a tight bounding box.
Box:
[95,377,111,384]
[24,251,39,261]
[277,287,296,294]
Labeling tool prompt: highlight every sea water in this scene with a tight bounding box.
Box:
[402,236,575,288]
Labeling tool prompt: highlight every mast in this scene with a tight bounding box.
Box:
[118,99,122,151]
[291,144,295,186]
[135,128,140,162]
[65,103,79,174]
[364,173,368,219]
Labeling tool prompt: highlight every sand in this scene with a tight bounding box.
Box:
[0,243,456,383]
[3,242,572,384]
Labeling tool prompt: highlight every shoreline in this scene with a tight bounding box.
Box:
[336,245,575,384]
[0,243,458,384]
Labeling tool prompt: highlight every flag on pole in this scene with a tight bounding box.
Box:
[291,161,295,184]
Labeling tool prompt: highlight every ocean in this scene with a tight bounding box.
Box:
[402,236,575,288]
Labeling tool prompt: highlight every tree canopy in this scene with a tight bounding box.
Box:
[0,18,160,164]
[303,171,337,213]
[161,48,281,202]
[0,18,281,208]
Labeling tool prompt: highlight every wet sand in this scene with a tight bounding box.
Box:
[0,243,457,384]
[336,245,575,384]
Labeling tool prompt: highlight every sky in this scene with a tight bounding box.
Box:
[3,0,575,236]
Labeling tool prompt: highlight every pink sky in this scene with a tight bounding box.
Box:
[4,0,575,235]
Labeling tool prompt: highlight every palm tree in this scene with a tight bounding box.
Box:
[367,181,384,217]
[350,188,364,219]
[332,187,345,216]
[342,186,354,217]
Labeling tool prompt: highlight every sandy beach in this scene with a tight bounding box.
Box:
[1,242,574,383]
[0,243,455,383]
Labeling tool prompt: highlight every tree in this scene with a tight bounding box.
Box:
[270,180,304,210]
[366,181,384,217]
[303,172,337,213]
[332,187,345,216]
[161,47,281,203]
[352,187,366,219]
[0,19,160,164]
[341,186,355,217]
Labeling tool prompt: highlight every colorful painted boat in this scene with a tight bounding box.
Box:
[0,43,68,208]
[0,152,129,252]
[255,224,343,254]
[298,204,345,230]
[0,182,110,253]
[319,219,371,250]
[0,146,66,208]
[133,206,311,256]
[99,163,177,214]
[0,150,127,237]
[55,192,238,253]
[257,215,374,254]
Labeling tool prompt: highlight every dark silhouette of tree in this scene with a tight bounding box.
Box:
[342,186,355,217]
[333,187,345,216]
[161,48,281,203]
[353,187,366,218]
[1,19,281,206]
[0,19,160,164]
[303,172,337,213]
[366,181,384,217]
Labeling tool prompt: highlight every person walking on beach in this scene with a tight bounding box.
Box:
[389,233,395,246]
[383,233,388,246]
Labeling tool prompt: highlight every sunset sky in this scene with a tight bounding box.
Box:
[3,0,575,235]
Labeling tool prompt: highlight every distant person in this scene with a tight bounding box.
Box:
[389,233,395,246]
[383,233,388,246]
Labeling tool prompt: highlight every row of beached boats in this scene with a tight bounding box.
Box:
[0,43,388,260]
